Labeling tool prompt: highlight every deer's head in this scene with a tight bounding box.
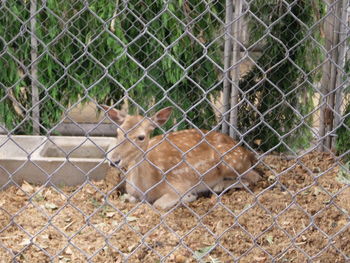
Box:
[102,105,173,168]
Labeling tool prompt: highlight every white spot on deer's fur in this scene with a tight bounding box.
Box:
[193,160,211,171]
[172,166,190,176]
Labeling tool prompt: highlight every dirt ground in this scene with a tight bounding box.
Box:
[0,152,349,263]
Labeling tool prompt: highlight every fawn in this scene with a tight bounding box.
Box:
[102,105,261,210]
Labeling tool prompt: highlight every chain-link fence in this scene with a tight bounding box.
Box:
[1,0,350,262]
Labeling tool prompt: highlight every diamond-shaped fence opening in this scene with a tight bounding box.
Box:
[1,0,350,261]
[314,204,349,236]
[312,245,349,263]
[295,226,330,258]
[34,225,68,257]
[70,225,107,257]
[108,224,142,255]
[50,203,86,236]
[258,226,293,258]
[143,224,182,257]
[277,203,311,237]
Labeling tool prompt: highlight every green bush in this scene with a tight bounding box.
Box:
[0,0,224,134]
[238,0,324,152]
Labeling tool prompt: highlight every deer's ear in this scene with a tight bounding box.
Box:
[101,105,126,125]
[151,107,173,127]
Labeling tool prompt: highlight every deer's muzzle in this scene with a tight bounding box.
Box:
[110,159,121,168]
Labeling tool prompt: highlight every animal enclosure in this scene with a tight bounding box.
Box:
[0,0,350,262]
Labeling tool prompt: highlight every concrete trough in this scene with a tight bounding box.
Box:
[0,135,116,188]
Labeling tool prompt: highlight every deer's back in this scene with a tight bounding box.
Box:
[146,129,254,180]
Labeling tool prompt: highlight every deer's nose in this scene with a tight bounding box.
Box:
[110,159,121,168]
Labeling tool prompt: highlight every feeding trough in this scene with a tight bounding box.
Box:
[0,135,116,188]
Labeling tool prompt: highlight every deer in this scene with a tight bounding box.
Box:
[102,105,261,210]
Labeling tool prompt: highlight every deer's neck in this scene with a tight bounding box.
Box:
[128,158,149,184]
[127,156,160,201]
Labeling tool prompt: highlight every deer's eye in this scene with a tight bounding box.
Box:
[137,135,145,141]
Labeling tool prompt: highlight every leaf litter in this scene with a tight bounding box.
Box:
[0,152,349,262]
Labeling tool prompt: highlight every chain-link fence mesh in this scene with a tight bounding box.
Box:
[0,0,350,262]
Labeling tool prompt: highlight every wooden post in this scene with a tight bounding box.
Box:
[319,0,336,151]
[30,0,40,135]
[325,0,341,150]
[222,0,233,135]
[229,0,242,139]
[332,0,349,148]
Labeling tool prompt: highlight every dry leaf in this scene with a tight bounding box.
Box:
[253,256,267,262]
[39,243,49,249]
[21,181,34,193]
[85,187,95,194]
[93,223,107,229]
[59,257,71,263]
[266,235,274,245]
[106,212,116,218]
[41,234,49,240]
[214,220,223,235]
[63,220,75,231]
[45,203,58,210]
[20,239,31,246]
[65,247,73,255]
[126,216,138,222]
[209,194,217,205]
[16,189,26,196]
[127,244,137,252]
[175,255,187,263]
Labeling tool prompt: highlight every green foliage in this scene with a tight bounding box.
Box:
[238,0,324,152]
[0,0,224,134]
[336,161,350,184]
[193,245,215,261]
[0,0,330,155]
[111,0,225,132]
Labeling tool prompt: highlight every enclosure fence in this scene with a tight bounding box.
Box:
[0,0,350,262]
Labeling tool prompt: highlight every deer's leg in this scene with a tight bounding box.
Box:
[213,178,253,192]
[243,169,261,185]
[153,192,198,210]
[182,192,198,203]
[123,193,138,203]
[228,170,261,189]
[213,180,227,193]
[219,168,261,191]
[213,179,237,193]
[153,193,180,210]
